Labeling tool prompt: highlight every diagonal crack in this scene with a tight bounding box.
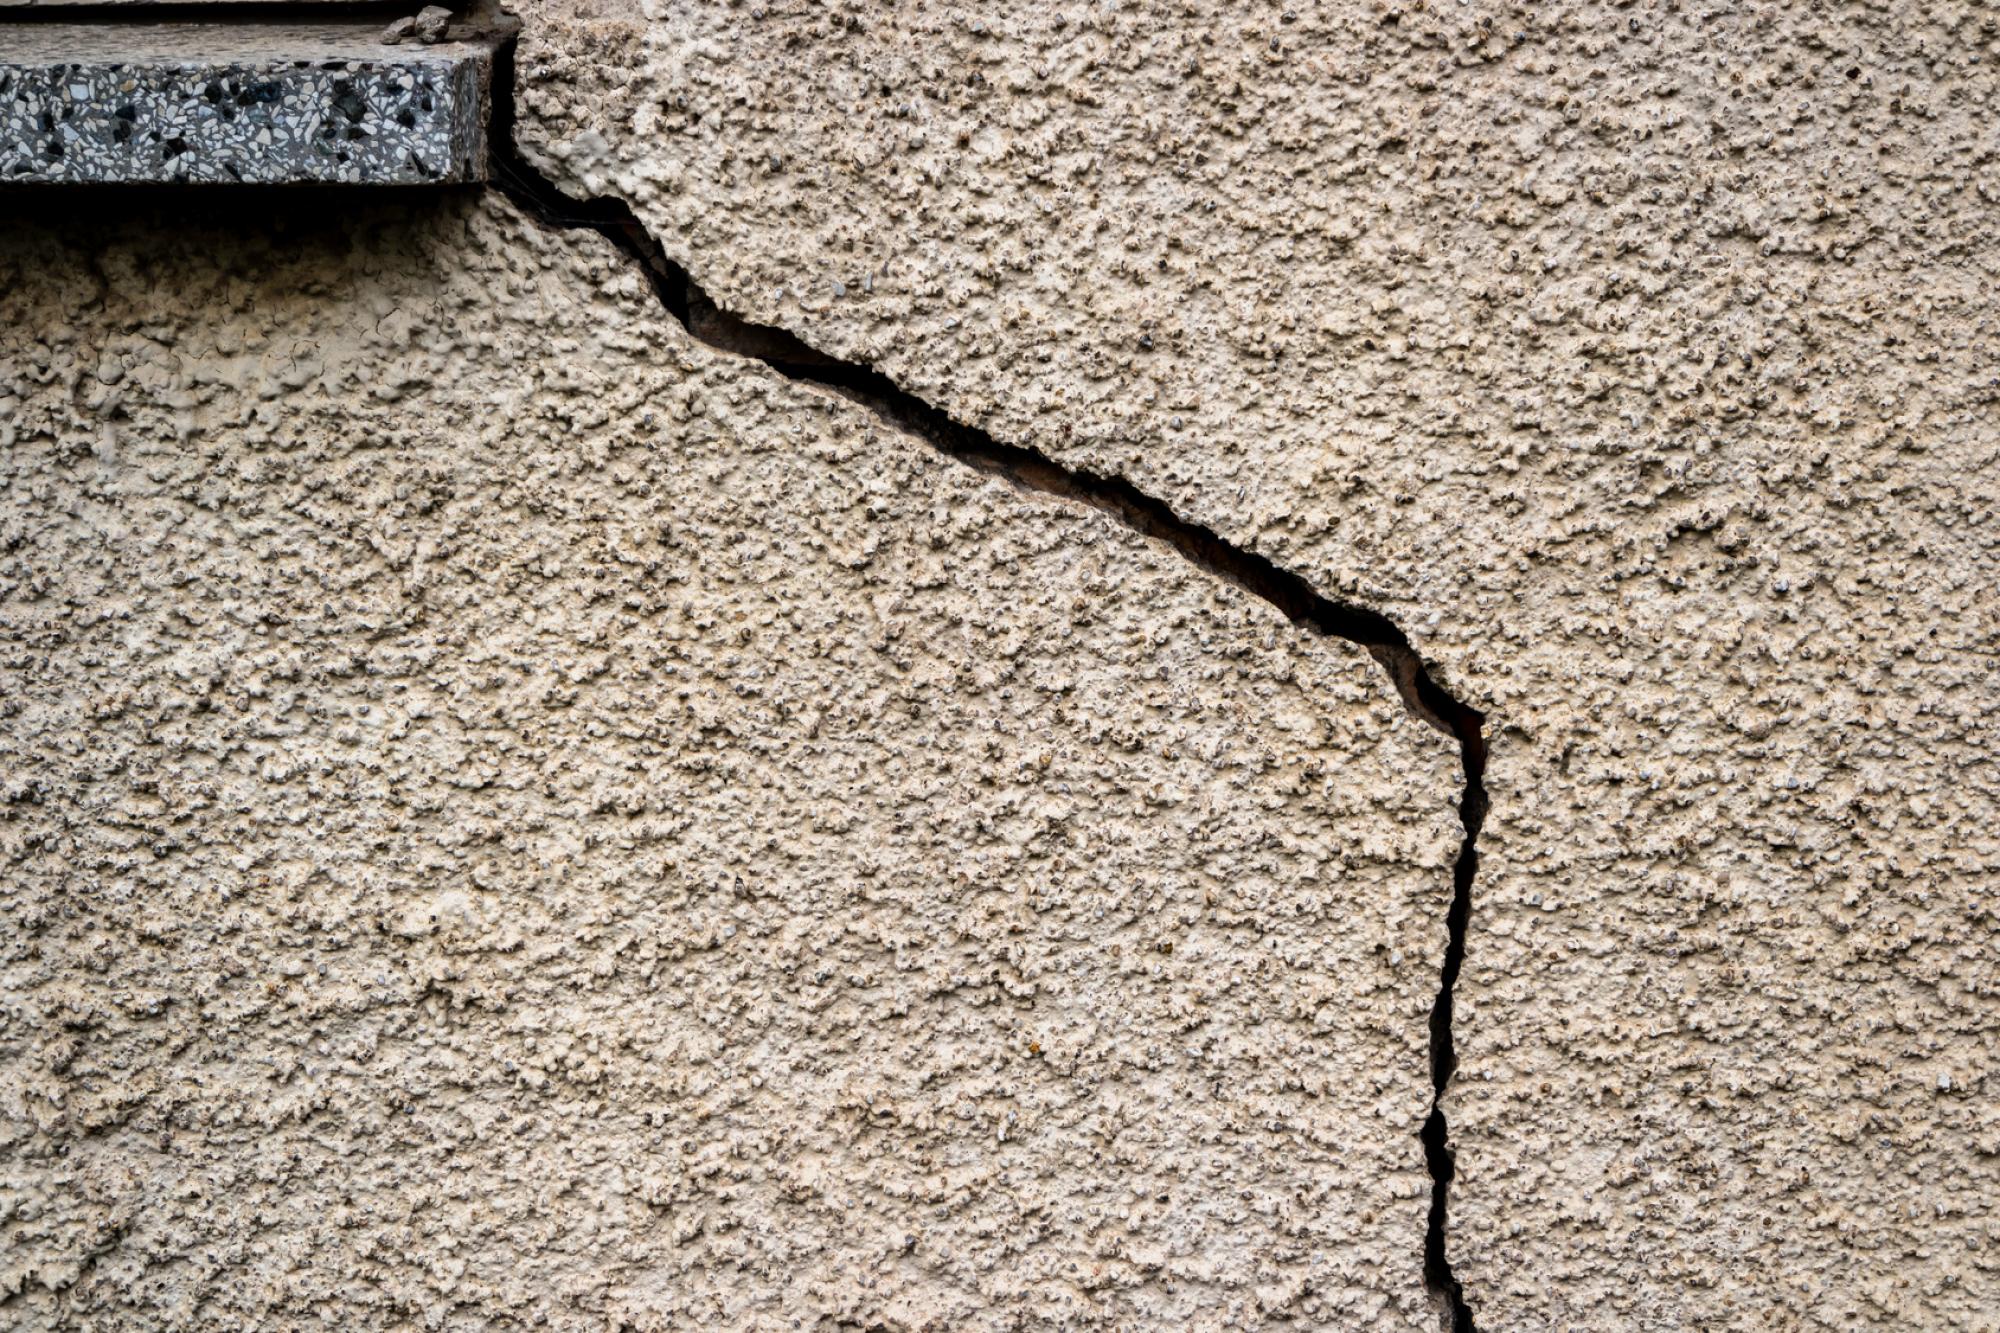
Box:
[488,35,1484,1331]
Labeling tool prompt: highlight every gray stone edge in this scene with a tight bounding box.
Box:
[0,39,494,184]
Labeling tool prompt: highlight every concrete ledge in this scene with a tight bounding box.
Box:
[0,22,499,184]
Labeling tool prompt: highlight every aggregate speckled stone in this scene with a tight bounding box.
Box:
[0,24,494,184]
[507,1,2000,1327]
[0,194,1461,1329]
[0,2,388,7]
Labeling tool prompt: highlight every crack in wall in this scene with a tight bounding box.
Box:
[488,37,1485,1331]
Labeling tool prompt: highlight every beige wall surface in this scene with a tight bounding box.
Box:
[0,198,1459,1329]
[5,1,1999,1329]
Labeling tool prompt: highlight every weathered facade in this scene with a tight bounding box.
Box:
[3,2,1996,1329]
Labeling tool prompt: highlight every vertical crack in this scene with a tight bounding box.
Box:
[488,36,1484,1329]
[1423,707,1486,1333]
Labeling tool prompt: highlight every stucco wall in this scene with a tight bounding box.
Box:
[4,1,1998,1329]
[0,195,1460,1328]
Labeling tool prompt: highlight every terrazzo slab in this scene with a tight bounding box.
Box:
[0,2,395,8]
[0,23,497,184]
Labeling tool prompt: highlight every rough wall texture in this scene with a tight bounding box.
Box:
[0,195,1459,1329]
[3,0,1998,1329]
[507,0,2000,1328]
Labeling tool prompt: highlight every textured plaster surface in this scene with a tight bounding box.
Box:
[508,0,2000,1327]
[0,195,1462,1329]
